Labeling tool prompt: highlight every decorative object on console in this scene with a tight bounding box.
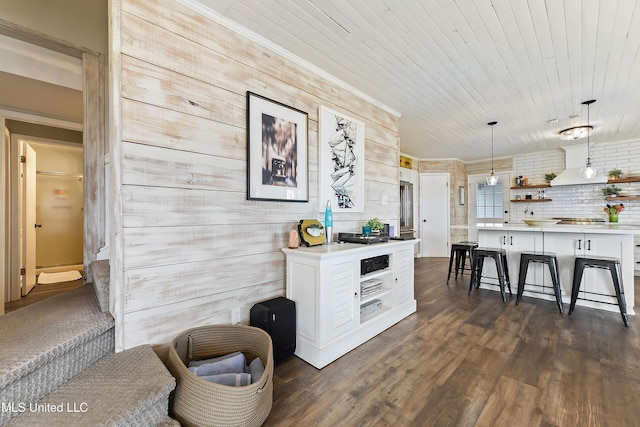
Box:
[246,91,309,202]
[288,229,300,249]
[318,106,365,212]
[297,219,326,246]
[324,200,333,244]
[365,217,385,233]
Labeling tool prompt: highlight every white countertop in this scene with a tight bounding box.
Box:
[476,222,640,235]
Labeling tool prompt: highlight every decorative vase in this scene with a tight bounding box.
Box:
[609,213,619,223]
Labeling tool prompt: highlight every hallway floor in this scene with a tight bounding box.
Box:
[4,279,84,314]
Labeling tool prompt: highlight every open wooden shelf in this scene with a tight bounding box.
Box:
[510,198,552,203]
[607,177,640,184]
[606,196,640,201]
[510,184,551,189]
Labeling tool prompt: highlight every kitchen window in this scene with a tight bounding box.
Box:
[467,172,511,241]
[476,182,504,220]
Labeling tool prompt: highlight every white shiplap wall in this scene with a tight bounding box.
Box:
[512,140,640,223]
[112,0,400,350]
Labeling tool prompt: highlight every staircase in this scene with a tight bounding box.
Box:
[0,260,177,426]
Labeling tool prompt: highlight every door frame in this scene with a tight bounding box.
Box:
[0,21,105,308]
[467,172,512,241]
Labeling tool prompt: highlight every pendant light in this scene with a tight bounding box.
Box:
[486,121,498,186]
[579,99,598,179]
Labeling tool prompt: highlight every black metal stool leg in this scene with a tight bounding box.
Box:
[447,246,455,283]
[494,254,507,303]
[548,257,564,314]
[516,255,529,305]
[569,258,585,315]
[610,263,629,327]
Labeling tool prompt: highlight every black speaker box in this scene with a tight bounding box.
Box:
[250,297,296,362]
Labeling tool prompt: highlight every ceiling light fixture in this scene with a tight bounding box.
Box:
[579,99,598,179]
[486,121,498,186]
[559,125,592,140]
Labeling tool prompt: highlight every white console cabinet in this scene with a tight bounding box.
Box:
[282,240,418,369]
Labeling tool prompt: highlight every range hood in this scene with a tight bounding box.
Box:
[549,144,607,186]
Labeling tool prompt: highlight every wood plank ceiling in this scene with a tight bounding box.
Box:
[192,0,640,162]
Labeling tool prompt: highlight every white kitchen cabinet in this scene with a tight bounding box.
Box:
[635,235,640,276]
[477,229,543,289]
[283,240,418,369]
[544,232,632,311]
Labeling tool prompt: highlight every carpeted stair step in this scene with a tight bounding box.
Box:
[0,284,115,425]
[6,344,176,426]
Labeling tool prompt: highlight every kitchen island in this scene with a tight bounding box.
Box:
[476,223,639,315]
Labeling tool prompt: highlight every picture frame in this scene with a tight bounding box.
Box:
[247,92,309,202]
[318,106,365,212]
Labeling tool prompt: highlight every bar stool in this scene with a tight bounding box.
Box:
[447,241,478,283]
[468,247,512,303]
[516,252,563,314]
[569,256,629,327]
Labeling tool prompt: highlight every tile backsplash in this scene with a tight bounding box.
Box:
[512,140,640,224]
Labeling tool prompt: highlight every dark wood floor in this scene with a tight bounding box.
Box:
[265,257,640,427]
[4,279,84,314]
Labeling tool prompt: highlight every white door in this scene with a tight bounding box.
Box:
[467,172,511,242]
[420,173,449,257]
[23,143,37,295]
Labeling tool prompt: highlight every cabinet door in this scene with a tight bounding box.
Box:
[542,233,583,298]
[581,234,626,302]
[505,231,542,285]
[393,249,414,304]
[321,261,358,343]
[477,230,540,287]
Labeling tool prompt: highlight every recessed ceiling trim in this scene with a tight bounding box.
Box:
[180,0,400,117]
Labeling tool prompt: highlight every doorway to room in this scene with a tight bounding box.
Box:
[467,172,512,241]
[18,135,84,296]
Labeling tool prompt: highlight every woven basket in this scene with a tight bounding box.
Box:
[167,324,274,427]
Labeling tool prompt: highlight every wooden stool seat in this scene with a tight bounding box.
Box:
[468,247,511,303]
[516,251,563,314]
[569,256,629,327]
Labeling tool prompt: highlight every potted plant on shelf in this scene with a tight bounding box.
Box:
[604,203,624,222]
[608,168,623,180]
[544,172,557,183]
[602,185,621,196]
[365,217,385,234]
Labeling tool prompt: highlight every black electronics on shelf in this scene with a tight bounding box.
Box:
[250,297,296,362]
[361,254,390,275]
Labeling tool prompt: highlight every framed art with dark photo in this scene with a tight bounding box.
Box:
[247,91,309,202]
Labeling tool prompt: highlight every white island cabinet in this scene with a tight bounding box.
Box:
[478,224,638,315]
[282,240,418,369]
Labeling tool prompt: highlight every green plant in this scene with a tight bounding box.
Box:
[608,168,623,179]
[602,185,621,196]
[365,217,385,232]
[544,172,557,182]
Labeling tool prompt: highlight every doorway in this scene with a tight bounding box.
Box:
[20,136,84,294]
[467,172,512,241]
[1,28,105,315]
[420,173,450,257]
